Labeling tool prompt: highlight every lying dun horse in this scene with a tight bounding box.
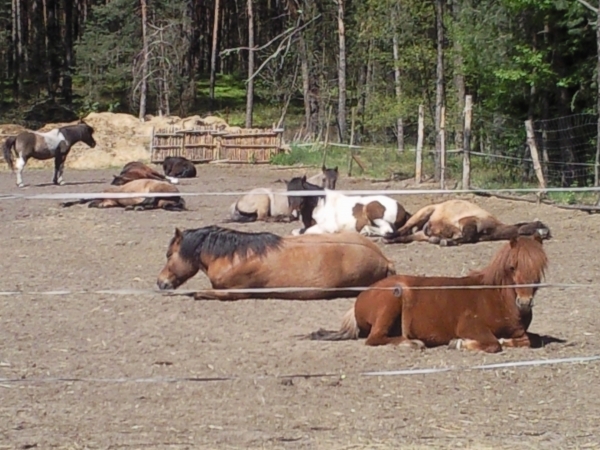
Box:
[3,121,97,187]
[60,179,186,211]
[156,226,396,300]
[384,199,551,246]
[292,190,410,237]
[309,234,549,353]
[228,186,295,223]
[111,161,179,186]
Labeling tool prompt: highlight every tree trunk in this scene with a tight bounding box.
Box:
[245,0,254,128]
[391,6,403,152]
[596,0,600,193]
[434,0,445,182]
[62,0,73,103]
[336,0,347,143]
[452,0,465,150]
[139,0,149,120]
[209,0,220,108]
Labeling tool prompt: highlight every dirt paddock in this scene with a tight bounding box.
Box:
[1,165,600,449]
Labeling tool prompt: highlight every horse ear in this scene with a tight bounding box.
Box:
[509,236,519,248]
[334,166,338,172]
[301,175,307,182]
[174,227,183,240]
[321,164,326,171]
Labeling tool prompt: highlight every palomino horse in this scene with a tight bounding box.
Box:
[60,179,186,211]
[162,156,197,178]
[3,121,97,187]
[156,226,396,300]
[309,234,549,353]
[111,161,179,186]
[384,199,551,246]
[306,165,339,189]
[292,189,411,237]
[227,185,296,223]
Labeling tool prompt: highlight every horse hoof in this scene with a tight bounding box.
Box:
[17,183,25,188]
[291,229,301,236]
[448,339,464,350]
[399,339,426,350]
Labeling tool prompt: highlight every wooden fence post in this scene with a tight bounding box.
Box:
[525,119,547,197]
[439,105,446,189]
[462,95,472,190]
[347,106,357,176]
[415,105,424,184]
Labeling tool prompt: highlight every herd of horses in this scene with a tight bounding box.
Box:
[3,122,559,354]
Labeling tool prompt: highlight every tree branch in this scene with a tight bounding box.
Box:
[575,0,598,13]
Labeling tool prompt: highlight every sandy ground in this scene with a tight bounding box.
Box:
[1,164,600,450]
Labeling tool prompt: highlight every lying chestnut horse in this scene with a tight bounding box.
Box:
[309,234,549,353]
[111,161,179,186]
[384,199,551,246]
[156,226,396,300]
[60,179,186,211]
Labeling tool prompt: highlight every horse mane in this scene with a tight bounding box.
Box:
[473,236,548,286]
[59,122,94,142]
[178,226,283,262]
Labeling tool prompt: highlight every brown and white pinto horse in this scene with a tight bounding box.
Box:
[60,179,186,211]
[111,161,179,186]
[384,199,551,246]
[156,226,396,300]
[3,121,97,187]
[309,234,549,353]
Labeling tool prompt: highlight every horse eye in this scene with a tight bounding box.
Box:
[509,265,516,272]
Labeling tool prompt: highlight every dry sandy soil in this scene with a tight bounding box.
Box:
[1,164,600,450]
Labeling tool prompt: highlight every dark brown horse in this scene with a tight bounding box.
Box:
[309,234,549,353]
[60,179,186,211]
[384,199,551,246]
[3,121,96,187]
[111,161,178,186]
[306,165,339,189]
[156,226,396,300]
[162,156,197,178]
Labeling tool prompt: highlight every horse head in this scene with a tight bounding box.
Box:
[505,234,548,312]
[111,174,131,186]
[78,122,97,148]
[156,227,201,290]
[322,165,339,190]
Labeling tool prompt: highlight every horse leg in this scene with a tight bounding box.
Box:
[89,199,117,208]
[15,154,26,188]
[365,306,425,349]
[499,332,544,349]
[450,314,503,353]
[53,154,66,185]
[192,290,252,301]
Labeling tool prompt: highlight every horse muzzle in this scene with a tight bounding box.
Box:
[516,296,534,310]
[157,279,175,290]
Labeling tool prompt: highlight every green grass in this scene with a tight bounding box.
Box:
[271,144,600,206]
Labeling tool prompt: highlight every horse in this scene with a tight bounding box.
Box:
[306,165,339,189]
[111,161,179,186]
[384,199,551,246]
[286,176,325,232]
[227,185,297,223]
[156,226,397,300]
[308,233,549,353]
[3,120,97,187]
[60,179,186,211]
[292,189,411,237]
[162,156,197,178]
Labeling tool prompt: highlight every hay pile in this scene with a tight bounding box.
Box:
[0,112,239,170]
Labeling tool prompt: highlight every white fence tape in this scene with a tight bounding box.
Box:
[1,185,600,201]
[0,282,595,298]
[0,355,598,385]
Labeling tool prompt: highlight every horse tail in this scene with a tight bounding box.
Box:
[226,202,257,223]
[386,260,397,276]
[3,136,16,171]
[60,198,95,208]
[306,307,359,341]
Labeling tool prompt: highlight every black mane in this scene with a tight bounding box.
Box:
[59,123,95,145]
[178,225,283,262]
[286,176,324,229]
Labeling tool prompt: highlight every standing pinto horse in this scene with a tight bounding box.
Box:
[3,121,97,187]
[309,234,549,353]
